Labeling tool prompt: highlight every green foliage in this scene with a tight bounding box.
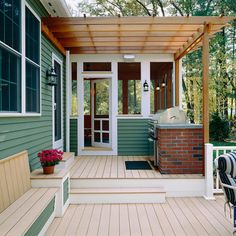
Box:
[210,112,230,141]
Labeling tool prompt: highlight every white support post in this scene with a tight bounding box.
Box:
[204,143,215,200]
[141,61,150,118]
[66,51,71,152]
[179,59,182,110]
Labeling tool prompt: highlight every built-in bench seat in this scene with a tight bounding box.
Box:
[0,151,58,236]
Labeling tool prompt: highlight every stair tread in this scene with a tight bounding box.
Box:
[71,187,165,194]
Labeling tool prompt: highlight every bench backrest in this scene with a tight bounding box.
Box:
[0,150,31,213]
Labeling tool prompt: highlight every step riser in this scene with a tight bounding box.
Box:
[71,178,205,197]
[70,193,165,204]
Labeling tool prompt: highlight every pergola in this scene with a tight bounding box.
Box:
[42,16,235,143]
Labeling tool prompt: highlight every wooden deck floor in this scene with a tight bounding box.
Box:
[46,196,232,236]
[70,156,203,179]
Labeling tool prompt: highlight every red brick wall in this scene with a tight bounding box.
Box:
[157,128,204,174]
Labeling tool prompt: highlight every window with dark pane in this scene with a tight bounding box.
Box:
[26,7,39,64]
[25,6,40,113]
[26,61,39,112]
[150,62,173,113]
[118,63,141,114]
[0,0,21,52]
[0,46,21,112]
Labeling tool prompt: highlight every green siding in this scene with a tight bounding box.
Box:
[70,119,78,154]
[63,178,69,205]
[118,119,151,156]
[0,0,66,171]
[25,197,55,236]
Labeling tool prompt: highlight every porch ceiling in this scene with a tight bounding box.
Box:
[42,16,235,58]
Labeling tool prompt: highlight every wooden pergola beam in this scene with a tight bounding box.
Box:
[202,23,210,143]
[174,27,204,60]
[175,59,180,106]
[41,22,66,56]
[43,16,235,26]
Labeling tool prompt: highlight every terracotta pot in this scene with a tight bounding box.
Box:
[43,165,55,174]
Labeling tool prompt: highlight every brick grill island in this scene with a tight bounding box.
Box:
[157,124,204,174]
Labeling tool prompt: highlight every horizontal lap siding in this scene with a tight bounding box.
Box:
[118,119,151,156]
[70,119,78,155]
[0,0,65,171]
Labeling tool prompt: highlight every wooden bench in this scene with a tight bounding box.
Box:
[0,151,57,235]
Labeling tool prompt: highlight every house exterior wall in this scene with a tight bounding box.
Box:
[118,119,151,156]
[70,118,78,155]
[0,0,66,171]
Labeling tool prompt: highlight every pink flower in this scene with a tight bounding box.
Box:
[38,149,64,167]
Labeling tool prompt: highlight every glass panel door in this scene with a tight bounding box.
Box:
[91,79,111,147]
[53,60,62,148]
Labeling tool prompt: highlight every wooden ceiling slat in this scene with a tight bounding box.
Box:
[59,36,189,43]
[54,31,198,38]
[69,49,177,54]
[62,41,186,47]
[49,24,209,33]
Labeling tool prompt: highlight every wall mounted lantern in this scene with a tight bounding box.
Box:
[47,67,57,86]
[143,80,149,92]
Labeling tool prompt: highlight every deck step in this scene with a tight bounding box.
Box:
[56,152,75,169]
[70,187,166,204]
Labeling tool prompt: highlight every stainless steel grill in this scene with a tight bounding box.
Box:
[148,107,189,166]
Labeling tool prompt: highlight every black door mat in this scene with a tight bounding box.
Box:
[125,161,152,170]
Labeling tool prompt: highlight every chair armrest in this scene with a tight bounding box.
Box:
[221,183,236,190]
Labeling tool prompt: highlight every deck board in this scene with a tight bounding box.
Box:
[46,196,232,236]
[70,156,203,179]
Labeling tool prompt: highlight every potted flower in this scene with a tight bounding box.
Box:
[38,149,63,174]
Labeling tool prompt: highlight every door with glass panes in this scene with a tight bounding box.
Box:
[91,79,111,148]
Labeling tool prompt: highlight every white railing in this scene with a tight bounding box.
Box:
[213,146,236,194]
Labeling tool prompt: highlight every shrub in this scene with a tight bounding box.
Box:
[209,112,230,141]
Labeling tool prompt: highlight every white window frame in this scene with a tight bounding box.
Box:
[0,0,41,117]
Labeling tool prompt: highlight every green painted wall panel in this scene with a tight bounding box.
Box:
[25,197,55,236]
[63,178,69,205]
[118,119,152,156]
[0,1,66,171]
[70,119,78,155]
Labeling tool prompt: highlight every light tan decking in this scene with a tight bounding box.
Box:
[70,156,203,179]
[46,196,231,236]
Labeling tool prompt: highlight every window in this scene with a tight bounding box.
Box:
[0,0,21,112]
[118,63,141,114]
[83,62,111,72]
[0,1,41,115]
[0,46,21,112]
[0,0,21,51]
[25,6,40,113]
[150,62,173,113]
[71,62,77,116]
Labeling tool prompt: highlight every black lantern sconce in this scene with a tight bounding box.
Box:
[143,80,149,92]
[47,67,57,86]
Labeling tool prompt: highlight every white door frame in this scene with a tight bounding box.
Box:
[91,79,112,148]
[52,53,63,149]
